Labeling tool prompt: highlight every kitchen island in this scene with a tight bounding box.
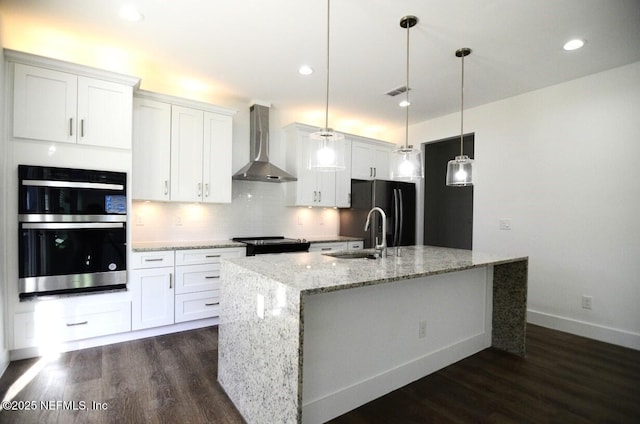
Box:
[218,246,528,424]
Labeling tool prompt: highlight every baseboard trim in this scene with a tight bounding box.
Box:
[0,348,10,379]
[10,318,218,361]
[527,309,640,351]
[302,333,490,424]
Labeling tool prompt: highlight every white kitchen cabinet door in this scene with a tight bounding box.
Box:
[77,76,133,149]
[130,267,175,330]
[285,124,336,207]
[133,98,172,200]
[13,63,77,143]
[351,140,393,180]
[171,105,204,202]
[335,138,352,208]
[203,112,233,203]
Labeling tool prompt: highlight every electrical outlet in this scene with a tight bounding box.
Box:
[582,295,593,310]
[135,214,144,226]
[175,215,183,226]
[418,320,427,339]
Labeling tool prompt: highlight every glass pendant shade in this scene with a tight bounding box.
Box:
[446,155,473,186]
[308,128,345,171]
[446,47,474,187]
[390,145,424,180]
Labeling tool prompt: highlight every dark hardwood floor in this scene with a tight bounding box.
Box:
[0,324,638,423]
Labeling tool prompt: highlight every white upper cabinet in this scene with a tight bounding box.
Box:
[335,137,352,208]
[171,105,205,202]
[351,138,394,180]
[132,90,235,203]
[11,57,136,149]
[132,98,171,201]
[76,76,133,149]
[203,112,233,203]
[285,123,339,207]
[13,64,77,143]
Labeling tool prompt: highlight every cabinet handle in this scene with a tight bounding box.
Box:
[197,183,202,197]
[205,302,220,306]
[205,183,209,197]
[205,275,220,279]
[318,191,322,202]
[321,247,332,251]
[69,118,73,136]
[164,180,169,195]
[169,273,173,289]
[81,119,85,137]
[205,254,221,258]
[373,167,377,178]
[313,191,317,202]
[66,321,88,327]
[144,258,164,262]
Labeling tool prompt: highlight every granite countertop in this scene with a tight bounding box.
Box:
[305,236,363,243]
[131,240,245,252]
[224,245,527,295]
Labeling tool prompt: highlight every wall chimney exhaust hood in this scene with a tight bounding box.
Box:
[232,104,297,183]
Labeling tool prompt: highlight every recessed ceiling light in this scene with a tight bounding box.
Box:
[563,39,585,51]
[298,65,313,75]
[119,4,144,22]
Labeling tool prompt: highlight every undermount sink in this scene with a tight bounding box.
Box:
[322,249,378,260]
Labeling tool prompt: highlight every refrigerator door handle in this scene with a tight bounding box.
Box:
[398,188,404,246]
[393,189,400,247]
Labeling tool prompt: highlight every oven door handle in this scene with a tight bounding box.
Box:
[21,179,124,191]
[21,222,125,230]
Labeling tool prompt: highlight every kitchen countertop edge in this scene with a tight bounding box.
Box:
[132,240,245,252]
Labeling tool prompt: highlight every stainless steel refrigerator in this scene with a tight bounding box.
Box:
[339,179,416,249]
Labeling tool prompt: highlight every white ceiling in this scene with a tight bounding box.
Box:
[2,0,639,138]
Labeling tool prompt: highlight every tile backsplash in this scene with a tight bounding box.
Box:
[132,180,340,242]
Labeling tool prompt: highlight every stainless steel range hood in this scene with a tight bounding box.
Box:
[232,104,297,183]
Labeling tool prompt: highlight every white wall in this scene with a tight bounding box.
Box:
[402,62,640,349]
[0,17,10,374]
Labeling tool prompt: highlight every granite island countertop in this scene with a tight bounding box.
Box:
[223,245,527,295]
[218,245,529,423]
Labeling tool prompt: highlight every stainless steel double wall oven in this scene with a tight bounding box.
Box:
[18,165,127,299]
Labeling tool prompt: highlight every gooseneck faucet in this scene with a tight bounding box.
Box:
[364,207,387,258]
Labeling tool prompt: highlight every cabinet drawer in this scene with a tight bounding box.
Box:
[175,247,244,266]
[308,242,348,252]
[14,300,131,349]
[348,241,364,250]
[175,290,220,323]
[131,250,174,269]
[175,263,221,294]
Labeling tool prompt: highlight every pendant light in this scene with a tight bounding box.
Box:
[390,15,424,181]
[309,0,345,171]
[446,48,474,186]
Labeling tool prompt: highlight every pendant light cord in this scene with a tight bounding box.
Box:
[323,0,331,131]
[459,51,465,156]
[405,20,410,149]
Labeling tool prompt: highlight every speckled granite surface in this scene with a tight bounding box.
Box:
[131,240,245,252]
[305,235,363,243]
[218,245,528,424]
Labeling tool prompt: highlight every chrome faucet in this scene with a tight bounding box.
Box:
[364,207,387,258]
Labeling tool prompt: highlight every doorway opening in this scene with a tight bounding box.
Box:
[423,134,474,249]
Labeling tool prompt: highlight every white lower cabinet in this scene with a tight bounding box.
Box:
[13,298,131,350]
[130,267,175,330]
[131,247,244,330]
[174,247,243,323]
[175,291,220,323]
[130,250,175,330]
